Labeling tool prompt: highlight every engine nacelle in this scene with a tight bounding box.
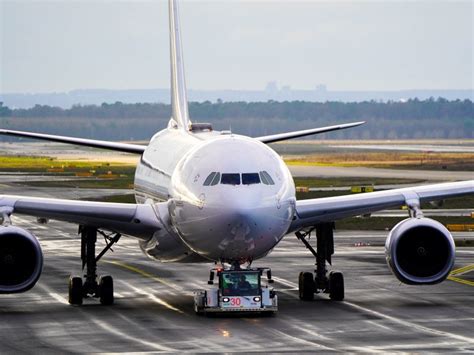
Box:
[385,217,455,285]
[0,226,43,293]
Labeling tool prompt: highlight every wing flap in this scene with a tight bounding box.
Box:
[290,180,474,232]
[0,129,146,154]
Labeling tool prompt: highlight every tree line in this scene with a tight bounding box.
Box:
[0,98,472,140]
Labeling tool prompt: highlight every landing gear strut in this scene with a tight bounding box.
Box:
[296,223,344,301]
[68,226,121,306]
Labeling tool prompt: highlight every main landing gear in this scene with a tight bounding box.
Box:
[295,223,344,301]
[68,226,121,306]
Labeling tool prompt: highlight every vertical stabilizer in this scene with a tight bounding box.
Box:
[169,0,191,130]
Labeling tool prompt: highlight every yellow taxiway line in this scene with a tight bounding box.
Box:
[105,260,183,291]
[104,260,185,313]
[447,264,474,287]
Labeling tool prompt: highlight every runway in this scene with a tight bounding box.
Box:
[288,165,474,181]
[330,144,474,153]
[1,215,473,352]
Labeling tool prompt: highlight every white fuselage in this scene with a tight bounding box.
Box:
[134,125,296,264]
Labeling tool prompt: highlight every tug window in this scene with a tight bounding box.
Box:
[242,173,260,185]
[221,173,241,185]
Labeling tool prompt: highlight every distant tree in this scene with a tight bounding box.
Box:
[1,98,472,139]
[0,102,12,117]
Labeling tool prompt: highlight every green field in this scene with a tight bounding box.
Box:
[293,177,423,188]
[284,151,474,171]
[0,155,133,171]
[0,155,136,189]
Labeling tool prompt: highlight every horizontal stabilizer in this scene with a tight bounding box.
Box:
[0,129,146,154]
[256,121,365,144]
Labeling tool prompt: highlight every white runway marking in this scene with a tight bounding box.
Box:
[275,276,474,346]
[91,319,175,352]
[117,280,184,314]
[267,328,336,351]
[345,301,474,345]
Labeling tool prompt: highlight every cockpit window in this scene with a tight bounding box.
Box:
[203,172,217,186]
[259,171,275,185]
[210,172,220,186]
[205,172,272,186]
[221,173,241,185]
[242,173,260,185]
[203,172,221,186]
[264,171,275,185]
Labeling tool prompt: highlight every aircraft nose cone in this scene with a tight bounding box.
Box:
[171,187,294,262]
[216,209,261,261]
[214,196,293,260]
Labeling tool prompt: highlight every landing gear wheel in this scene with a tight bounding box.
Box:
[298,272,315,301]
[329,271,344,301]
[99,275,114,305]
[69,276,83,306]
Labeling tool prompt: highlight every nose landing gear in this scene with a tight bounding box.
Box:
[296,223,344,301]
[68,226,121,306]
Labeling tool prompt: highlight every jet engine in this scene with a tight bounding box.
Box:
[385,217,455,285]
[0,226,43,293]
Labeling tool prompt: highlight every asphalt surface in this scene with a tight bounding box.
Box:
[0,184,133,200]
[0,173,133,200]
[1,215,473,353]
[0,154,472,352]
[329,144,474,153]
[288,165,474,181]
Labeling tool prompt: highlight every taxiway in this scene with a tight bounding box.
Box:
[0,215,472,352]
[288,165,474,181]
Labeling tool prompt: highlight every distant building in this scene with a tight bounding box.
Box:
[265,82,278,94]
[315,84,328,102]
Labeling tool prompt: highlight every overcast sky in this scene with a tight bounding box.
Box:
[1,0,472,93]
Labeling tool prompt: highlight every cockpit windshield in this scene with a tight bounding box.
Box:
[221,173,241,185]
[242,173,260,185]
[202,171,274,186]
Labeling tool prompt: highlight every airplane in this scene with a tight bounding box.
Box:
[0,0,472,311]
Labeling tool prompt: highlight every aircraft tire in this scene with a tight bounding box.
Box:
[68,276,83,306]
[99,275,114,305]
[329,271,344,301]
[298,272,315,301]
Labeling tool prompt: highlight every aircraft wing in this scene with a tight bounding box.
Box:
[0,195,162,239]
[0,129,146,154]
[255,121,365,144]
[289,180,474,232]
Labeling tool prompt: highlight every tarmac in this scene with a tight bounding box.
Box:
[288,165,474,181]
[0,166,472,352]
[0,214,472,353]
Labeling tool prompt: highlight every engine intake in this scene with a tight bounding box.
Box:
[0,226,43,293]
[385,217,455,285]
